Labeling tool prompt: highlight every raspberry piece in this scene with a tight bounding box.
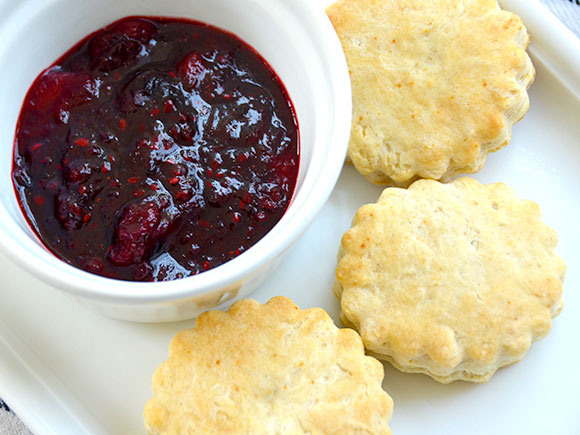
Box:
[61,149,103,184]
[26,69,97,119]
[109,198,171,266]
[89,19,157,72]
[56,194,86,231]
[178,52,207,87]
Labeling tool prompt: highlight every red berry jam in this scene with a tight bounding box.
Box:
[12,17,299,281]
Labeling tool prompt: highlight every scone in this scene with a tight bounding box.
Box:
[327,0,535,186]
[144,296,393,434]
[334,177,565,383]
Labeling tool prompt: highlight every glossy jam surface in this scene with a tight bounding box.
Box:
[12,17,299,281]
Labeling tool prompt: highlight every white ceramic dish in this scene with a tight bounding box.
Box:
[0,0,351,322]
[1,0,580,434]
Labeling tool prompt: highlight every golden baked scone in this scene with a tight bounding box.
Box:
[144,296,393,434]
[334,178,565,383]
[327,0,535,186]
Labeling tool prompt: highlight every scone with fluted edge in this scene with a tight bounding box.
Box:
[144,296,393,434]
[334,177,565,383]
[327,0,535,186]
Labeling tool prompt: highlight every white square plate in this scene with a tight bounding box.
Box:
[1,0,579,433]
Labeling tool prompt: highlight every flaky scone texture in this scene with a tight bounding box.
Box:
[327,0,535,186]
[335,178,565,383]
[144,296,393,434]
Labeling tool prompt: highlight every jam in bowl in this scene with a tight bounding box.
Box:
[0,0,352,322]
[12,17,299,282]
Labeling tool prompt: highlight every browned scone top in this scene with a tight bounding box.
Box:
[327,0,535,186]
[335,178,565,383]
[144,296,393,434]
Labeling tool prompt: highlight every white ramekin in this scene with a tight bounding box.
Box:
[0,0,351,322]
